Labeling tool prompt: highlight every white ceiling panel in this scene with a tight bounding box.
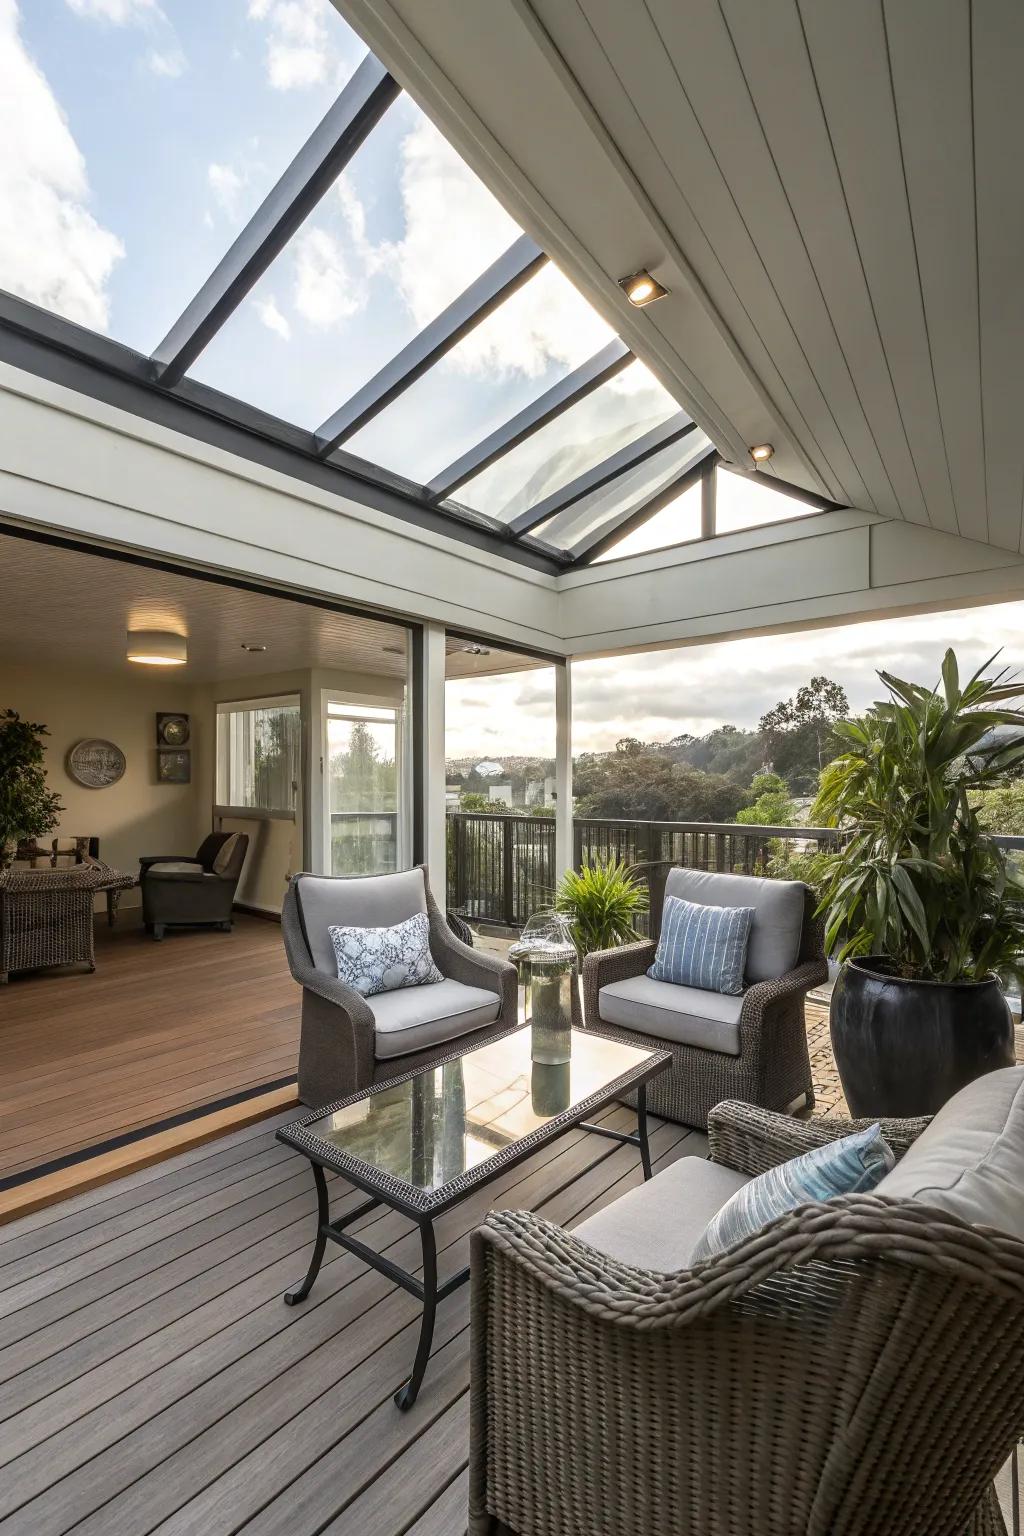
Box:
[341,0,1024,552]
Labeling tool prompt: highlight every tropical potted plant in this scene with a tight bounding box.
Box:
[553,855,649,958]
[0,709,64,870]
[812,650,1024,1116]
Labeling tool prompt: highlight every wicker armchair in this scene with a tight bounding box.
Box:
[0,863,106,982]
[282,865,517,1104]
[469,1088,1024,1536]
[583,870,827,1128]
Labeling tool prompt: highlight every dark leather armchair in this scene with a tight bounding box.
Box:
[140,832,249,941]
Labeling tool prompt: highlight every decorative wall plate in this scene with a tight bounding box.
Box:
[66,738,126,789]
[157,712,190,746]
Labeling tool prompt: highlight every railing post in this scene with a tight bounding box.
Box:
[502,815,515,926]
[555,661,573,880]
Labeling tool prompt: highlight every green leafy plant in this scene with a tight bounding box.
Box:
[0,709,64,865]
[735,771,797,826]
[811,650,1024,985]
[553,856,649,957]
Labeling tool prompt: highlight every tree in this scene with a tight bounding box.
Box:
[974,781,1024,837]
[330,721,396,811]
[573,739,744,822]
[0,709,63,863]
[735,771,796,826]
[758,675,849,793]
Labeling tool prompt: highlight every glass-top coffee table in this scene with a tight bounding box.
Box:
[277,1023,670,1408]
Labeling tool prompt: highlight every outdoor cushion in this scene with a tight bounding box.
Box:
[598,974,744,1055]
[648,896,754,995]
[147,860,206,874]
[372,978,500,1060]
[877,1065,1024,1240]
[693,1122,895,1262]
[212,833,241,875]
[664,868,804,983]
[329,911,443,998]
[295,869,428,975]
[572,1157,751,1272]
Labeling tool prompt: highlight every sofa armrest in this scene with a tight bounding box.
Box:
[287,952,376,1028]
[739,957,829,1028]
[582,939,656,997]
[707,1099,931,1176]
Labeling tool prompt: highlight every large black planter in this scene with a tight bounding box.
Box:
[830,956,1015,1117]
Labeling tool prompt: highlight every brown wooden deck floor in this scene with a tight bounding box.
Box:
[0,1099,706,1534]
[0,914,299,1184]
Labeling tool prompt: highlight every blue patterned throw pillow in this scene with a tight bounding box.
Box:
[647,896,755,996]
[329,912,443,998]
[692,1123,896,1263]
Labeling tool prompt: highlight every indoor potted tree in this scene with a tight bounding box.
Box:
[813,651,1024,1116]
[0,709,64,870]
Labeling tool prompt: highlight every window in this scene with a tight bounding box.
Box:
[714,466,820,535]
[591,478,704,562]
[325,699,402,875]
[216,696,301,814]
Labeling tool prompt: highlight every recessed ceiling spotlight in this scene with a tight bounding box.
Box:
[126,630,187,666]
[617,269,668,307]
[241,642,267,653]
[749,443,775,464]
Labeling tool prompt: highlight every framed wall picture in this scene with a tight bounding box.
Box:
[156,712,190,746]
[157,749,191,784]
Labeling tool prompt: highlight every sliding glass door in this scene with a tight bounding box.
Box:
[323,697,406,875]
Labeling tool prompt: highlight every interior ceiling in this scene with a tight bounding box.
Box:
[0,533,543,683]
[341,0,1024,555]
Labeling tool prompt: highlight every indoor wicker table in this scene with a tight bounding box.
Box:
[277,1023,670,1409]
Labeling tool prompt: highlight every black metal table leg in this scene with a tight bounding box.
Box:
[285,1162,330,1304]
[636,1082,652,1181]
[394,1218,437,1410]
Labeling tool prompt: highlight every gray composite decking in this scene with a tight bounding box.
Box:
[0,1099,706,1535]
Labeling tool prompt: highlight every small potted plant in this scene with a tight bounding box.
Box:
[813,650,1024,1116]
[553,856,649,958]
[0,710,64,870]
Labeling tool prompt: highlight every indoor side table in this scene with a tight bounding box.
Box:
[276,1023,670,1409]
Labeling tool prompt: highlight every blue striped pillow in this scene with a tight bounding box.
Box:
[647,896,754,996]
[692,1123,896,1262]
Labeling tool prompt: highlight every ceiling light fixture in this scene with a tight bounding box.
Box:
[617,269,668,307]
[749,443,775,464]
[241,642,267,653]
[126,630,187,666]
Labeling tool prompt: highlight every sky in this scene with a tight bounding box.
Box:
[444,599,1024,760]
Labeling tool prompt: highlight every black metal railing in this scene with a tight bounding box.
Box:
[445,813,840,928]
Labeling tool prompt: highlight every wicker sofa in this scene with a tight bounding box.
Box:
[583,868,827,1128]
[282,865,517,1105]
[0,863,106,982]
[469,1067,1024,1536]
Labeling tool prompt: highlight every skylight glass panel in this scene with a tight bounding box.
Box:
[591,479,703,562]
[1,0,364,352]
[715,467,821,534]
[343,262,615,484]
[191,95,527,427]
[531,427,711,550]
[454,360,679,523]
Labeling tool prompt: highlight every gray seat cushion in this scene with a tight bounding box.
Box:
[877,1066,1024,1239]
[372,978,500,1060]
[598,974,744,1055]
[295,869,428,975]
[572,1156,751,1272]
[664,868,804,982]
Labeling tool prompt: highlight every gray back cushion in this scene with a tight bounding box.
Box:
[663,868,804,983]
[877,1066,1024,1240]
[296,868,428,975]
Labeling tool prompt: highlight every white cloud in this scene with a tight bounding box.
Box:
[64,0,160,22]
[0,0,123,330]
[146,46,185,77]
[292,226,360,327]
[253,295,291,340]
[207,162,245,221]
[248,0,349,91]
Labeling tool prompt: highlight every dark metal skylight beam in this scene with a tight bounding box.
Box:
[315,235,546,456]
[504,409,696,538]
[426,337,632,503]
[152,55,400,387]
[567,447,717,565]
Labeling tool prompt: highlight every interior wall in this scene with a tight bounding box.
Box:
[1,659,200,910]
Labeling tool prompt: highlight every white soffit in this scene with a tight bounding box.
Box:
[339,0,1024,554]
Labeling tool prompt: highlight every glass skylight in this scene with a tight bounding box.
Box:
[344,261,615,484]
[454,360,680,523]
[715,467,821,534]
[2,0,364,353]
[531,426,712,551]
[591,479,703,562]
[193,95,525,428]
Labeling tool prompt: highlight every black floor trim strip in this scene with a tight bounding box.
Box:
[0,1075,299,1193]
